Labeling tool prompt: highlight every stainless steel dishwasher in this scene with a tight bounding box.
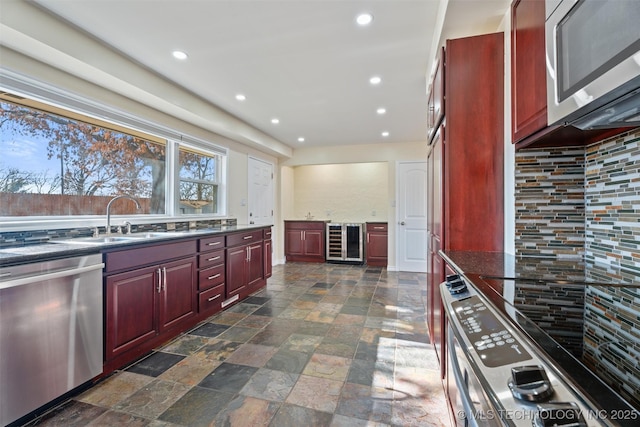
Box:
[0,253,104,426]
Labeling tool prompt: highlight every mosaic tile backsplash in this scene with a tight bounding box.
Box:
[514,146,586,258]
[515,128,640,410]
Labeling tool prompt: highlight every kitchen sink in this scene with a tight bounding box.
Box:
[52,236,141,245]
[52,230,204,246]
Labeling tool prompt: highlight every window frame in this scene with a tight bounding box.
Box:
[0,86,228,231]
[175,142,225,217]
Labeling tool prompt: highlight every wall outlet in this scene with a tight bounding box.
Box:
[372,210,376,216]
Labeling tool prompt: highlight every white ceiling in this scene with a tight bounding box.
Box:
[3,0,510,155]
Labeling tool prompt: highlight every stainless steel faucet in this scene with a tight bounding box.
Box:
[106,195,141,235]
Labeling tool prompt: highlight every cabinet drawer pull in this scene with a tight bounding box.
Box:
[207,256,221,262]
[207,294,221,302]
[207,273,221,280]
[207,242,221,246]
[156,268,162,293]
[374,226,385,230]
[243,235,253,240]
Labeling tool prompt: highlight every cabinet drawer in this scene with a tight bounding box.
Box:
[105,240,196,273]
[285,221,325,231]
[263,228,272,240]
[199,285,225,313]
[366,222,388,232]
[199,236,225,252]
[199,264,225,291]
[227,230,262,247]
[198,249,225,269]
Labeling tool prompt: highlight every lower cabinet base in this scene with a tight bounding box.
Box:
[285,255,325,263]
[103,280,267,376]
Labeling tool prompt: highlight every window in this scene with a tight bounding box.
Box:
[0,93,225,220]
[178,146,220,215]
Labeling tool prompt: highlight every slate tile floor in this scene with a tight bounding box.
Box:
[27,263,451,427]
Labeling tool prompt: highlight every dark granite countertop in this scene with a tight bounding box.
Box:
[0,224,271,267]
[440,250,634,285]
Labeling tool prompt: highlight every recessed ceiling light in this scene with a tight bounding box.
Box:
[298,137,305,143]
[172,50,188,60]
[377,107,386,115]
[369,76,382,85]
[235,94,246,101]
[381,131,389,137]
[271,118,280,124]
[356,13,373,26]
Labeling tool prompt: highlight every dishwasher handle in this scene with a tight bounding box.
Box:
[0,263,105,290]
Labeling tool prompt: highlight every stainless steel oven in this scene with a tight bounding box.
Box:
[441,275,607,427]
[545,0,640,128]
[447,323,502,427]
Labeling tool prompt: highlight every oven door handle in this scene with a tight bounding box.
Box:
[448,325,480,427]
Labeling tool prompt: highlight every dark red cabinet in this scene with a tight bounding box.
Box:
[511,0,547,143]
[105,254,196,363]
[426,33,505,379]
[103,227,269,375]
[226,230,265,300]
[263,227,273,279]
[365,222,388,267]
[427,47,445,144]
[284,221,325,262]
[197,235,226,316]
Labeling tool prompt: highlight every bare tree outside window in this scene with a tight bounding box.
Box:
[0,99,166,216]
[178,147,219,215]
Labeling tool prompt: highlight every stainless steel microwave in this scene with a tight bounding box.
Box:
[545,0,640,129]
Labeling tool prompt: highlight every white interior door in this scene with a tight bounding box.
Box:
[248,157,273,225]
[396,161,428,272]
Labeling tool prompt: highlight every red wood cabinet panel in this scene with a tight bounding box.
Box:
[226,245,247,298]
[444,33,504,252]
[427,47,445,144]
[158,257,197,332]
[105,240,196,273]
[199,235,225,252]
[426,34,504,378]
[227,230,262,247]
[105,256,196,360]
[199,284,225,313]
[284,221,326,262]
[198,264,225,291]
[105,266,158,359]
[198,249,225,269]
[365,222,388,267]
[247,242,264,289]
[264,238,272,279]
[511,0,547,143]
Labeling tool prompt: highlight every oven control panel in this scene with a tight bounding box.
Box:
[452,295,532,367]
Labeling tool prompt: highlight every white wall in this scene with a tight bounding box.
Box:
[279,141,427,269]
[292,163,388,223]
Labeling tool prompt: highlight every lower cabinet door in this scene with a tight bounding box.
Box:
[105,265,158,359]
[226,245,248,298]
[159,257,197,332]
[264,239,272,279]
[247,242,264,288]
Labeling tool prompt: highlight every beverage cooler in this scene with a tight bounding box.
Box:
[326,223,364,264]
